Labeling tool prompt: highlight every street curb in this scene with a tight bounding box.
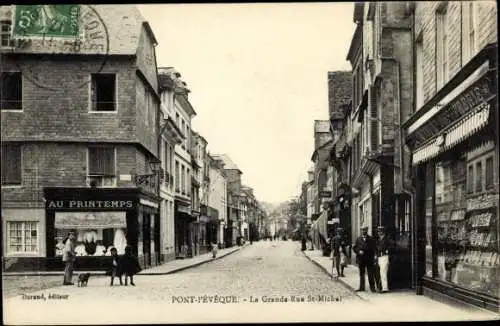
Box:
[2,245,248,278]
[299,249,368,302]
[139,245,247,276]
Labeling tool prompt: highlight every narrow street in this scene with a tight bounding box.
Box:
[4,241,496,324]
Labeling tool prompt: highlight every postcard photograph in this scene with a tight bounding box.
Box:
[1,2,499,324]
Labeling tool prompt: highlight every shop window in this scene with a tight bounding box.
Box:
[7,221,38,254]
[90,74,116,111]
[485,156,494,190]
[55,227,127,257]
[475,161,482,193]
[1,143,22,186]
[87,146,116,187]
[1,72,22,111]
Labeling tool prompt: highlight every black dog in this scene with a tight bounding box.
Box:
[77,273,90,287]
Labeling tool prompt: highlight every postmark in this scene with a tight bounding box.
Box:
[7,5,110,91]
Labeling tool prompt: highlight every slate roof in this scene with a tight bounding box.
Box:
[0,5,153,56]
[211,154,241,172]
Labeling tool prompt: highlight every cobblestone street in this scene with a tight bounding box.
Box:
[4,241,497,324]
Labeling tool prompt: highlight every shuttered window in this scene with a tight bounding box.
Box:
[370,86,378,150]
[1,143,22,185]
[88,147,115,176]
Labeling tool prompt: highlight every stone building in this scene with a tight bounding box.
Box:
[211,154,242,247]
[157,67,196,258]
[207,154,227,247]
[158,68,185,263]
[1,5,162,271]
[402,1,498,311]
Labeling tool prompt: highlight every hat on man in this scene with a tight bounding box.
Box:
[377,226,386,232]
[361,226,368,231]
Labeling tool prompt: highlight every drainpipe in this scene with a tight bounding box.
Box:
[397,58,419,293]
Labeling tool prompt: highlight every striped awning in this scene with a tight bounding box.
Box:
[412,103,491,165]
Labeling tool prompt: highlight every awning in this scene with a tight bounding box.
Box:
[55,212,126,229]
[412,102,490,165]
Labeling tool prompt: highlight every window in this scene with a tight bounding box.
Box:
[467,164,474,194]
[164,142,169,184]
[1,143,22,186]
[186,125,190,150]
[7,221,38,254]
[436,10,448,89]
[1,20,13,47]
[90,74,116,111]
[186,168,190,195]
[175,112,180,126]
[473,161,483,193]
[415,36,424,110]
[175,161,180,192]
[1,72,22,111]
[181,165,185,194]
[463,1,476,63]
[144,86,149,126]
[181,120,186,149]
[485,156,494,190]
[88,146,115,187]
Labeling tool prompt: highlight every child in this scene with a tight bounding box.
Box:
[211,242,218,258]
[108,247,122,286]
[119,245,141,286]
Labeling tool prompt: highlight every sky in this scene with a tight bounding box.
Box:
[138,3,355,204]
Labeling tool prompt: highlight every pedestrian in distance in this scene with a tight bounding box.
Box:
[119,245,141,286]
[353,226,377,292]
[108,247,123,286]
[331,227,348,278]
[374,226,391,293]
[211,242,218,258]
[62,230,77,286]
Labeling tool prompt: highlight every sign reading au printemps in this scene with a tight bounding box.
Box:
[12,5,80,38]
[46,200,135,210]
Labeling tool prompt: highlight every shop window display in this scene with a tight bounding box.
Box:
[55,228,127,256]
[425,164,434,278]
[435,151,499,297]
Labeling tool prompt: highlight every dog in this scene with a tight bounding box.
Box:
[77,273,91,287]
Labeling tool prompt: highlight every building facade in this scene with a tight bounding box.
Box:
[207,154,227,247]
[403,1,498,311]
[346,2,414,289]
[212,154,241,247]
[157,67,196,258]
[1,5,163,271]
[158,69,185,263]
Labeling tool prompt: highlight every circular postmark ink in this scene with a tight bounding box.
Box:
[8,5,110,91]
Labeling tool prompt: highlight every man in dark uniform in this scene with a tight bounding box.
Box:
[374,226,391,293]
[353,226,377,292]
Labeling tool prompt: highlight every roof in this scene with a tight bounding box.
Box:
[314,120,330,133]
[211,154,241,172]
[2,5,153,56]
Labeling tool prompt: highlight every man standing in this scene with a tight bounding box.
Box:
[62,230,77,285]
[374,226,391,293]
[353,226,377,292]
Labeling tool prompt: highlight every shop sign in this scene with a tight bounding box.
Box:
[46,200,135,209]
[177,204,191,214]
[444,78,494,123]
[450,209,466,221]
[55,211,126,229]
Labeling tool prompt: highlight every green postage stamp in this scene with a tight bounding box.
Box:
[12,5,80,38]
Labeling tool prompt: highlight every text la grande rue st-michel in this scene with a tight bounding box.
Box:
[172,295,342,304]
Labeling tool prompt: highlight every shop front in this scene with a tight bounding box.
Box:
[43,187,160,271]
[174,199,194,258]
[404,44,498,311]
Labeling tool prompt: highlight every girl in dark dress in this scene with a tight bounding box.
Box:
[119,245,141,286]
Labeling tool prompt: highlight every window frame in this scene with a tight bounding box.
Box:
[462,1,477,64]
[86,146,117,187]
[1,142,23,187]
[435,9,449,90]
[6,221,39,256]
[0,20,13,48]
[1,71,23,112]
[88,73,118,113]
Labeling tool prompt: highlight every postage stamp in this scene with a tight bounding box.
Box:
[7,5,110,91]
